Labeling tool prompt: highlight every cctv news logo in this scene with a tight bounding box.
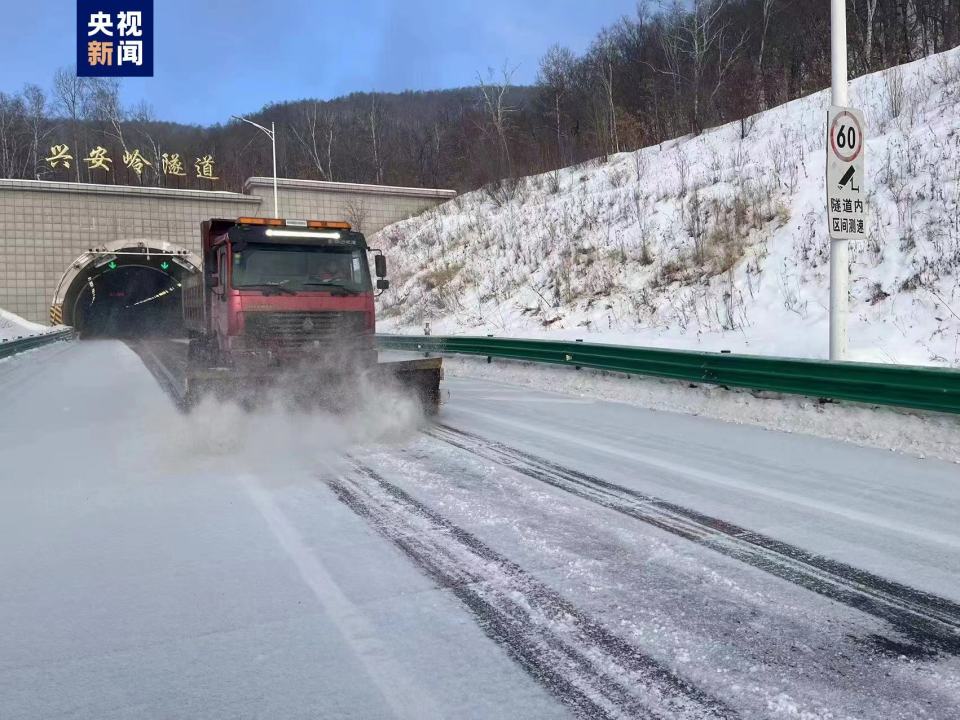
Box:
[77,1,153,77]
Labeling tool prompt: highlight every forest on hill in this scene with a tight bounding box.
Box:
[0,0,955,192]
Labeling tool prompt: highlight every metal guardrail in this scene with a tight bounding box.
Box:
[377,334,960,415]
[0,329,74,360]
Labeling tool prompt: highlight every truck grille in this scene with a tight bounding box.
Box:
[245,311,366,349]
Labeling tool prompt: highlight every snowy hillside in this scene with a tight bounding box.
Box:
[0,308,61,342]
[375,48,960,366]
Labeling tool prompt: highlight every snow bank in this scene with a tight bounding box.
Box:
[442,355,960,464]
[376,48,960,367]
[0,308,61,342]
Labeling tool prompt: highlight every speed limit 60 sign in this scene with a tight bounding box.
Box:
[826,106,867,241]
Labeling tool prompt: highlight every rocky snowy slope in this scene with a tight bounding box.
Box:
[375,48,960,366]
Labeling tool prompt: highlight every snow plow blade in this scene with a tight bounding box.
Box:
[376,356,444,414]
[183,356,443,413]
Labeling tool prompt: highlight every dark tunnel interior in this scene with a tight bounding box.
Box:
[74,264,186,339]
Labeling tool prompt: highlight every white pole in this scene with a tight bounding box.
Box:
[271,121,279,219]
[831,0,849,107]
[829,0,849,361]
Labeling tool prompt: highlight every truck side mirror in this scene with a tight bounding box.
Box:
[376,278,390,291]
[374,255,387,278]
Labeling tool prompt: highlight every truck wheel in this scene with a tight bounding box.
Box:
[183,379,211,410]
[188,338,215,364]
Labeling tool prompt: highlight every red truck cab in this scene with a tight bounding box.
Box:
[183,217,389,369]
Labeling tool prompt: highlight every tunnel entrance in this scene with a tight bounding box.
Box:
[52,241,200,339]
[75,265,185,338]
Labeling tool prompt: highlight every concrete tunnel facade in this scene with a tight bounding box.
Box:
[0,176,456,329]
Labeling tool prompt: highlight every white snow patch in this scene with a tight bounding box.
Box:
[442,354,960,463]
[0,307,63,341]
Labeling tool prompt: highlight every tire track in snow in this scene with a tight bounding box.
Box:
[427,423,960,658]
[327,462,738,720]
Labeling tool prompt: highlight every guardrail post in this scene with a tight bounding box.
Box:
[423,322,432,357]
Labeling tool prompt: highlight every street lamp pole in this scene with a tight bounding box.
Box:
[829,0,849,361]
[232,115,279,219]
[270,121,277,220]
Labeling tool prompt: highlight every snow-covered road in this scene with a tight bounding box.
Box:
[2,339,959,719]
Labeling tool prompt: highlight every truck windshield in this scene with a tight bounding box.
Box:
[231,244,370,293]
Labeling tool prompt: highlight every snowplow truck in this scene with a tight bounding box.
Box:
[182,217,441,411]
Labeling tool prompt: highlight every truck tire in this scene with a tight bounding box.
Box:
[188,337,215,365]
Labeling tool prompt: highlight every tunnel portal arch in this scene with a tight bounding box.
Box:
[52,239,201,335]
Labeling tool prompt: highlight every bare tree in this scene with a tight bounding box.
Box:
[593,34,621,155]
[53,68,89,181]
[538,45,576,166]
[291,103,336,181]
[706,7,750,117]
[477,62,519,179]
[653,0,749,130]
[85,78,127,152]
[343,198,368,233]
[859,0,880,70]
[130,100,163,186]
[369,95,384,185]
[755,0,778,109]
[0,92,27,179]
[654,6,686,101]
[22,85,48,179]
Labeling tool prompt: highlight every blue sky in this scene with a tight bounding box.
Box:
[2,0,639,125]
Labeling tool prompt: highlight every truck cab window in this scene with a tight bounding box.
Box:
[232,244,370,293]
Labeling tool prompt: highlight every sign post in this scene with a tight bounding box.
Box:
[827,0,862,361]
[826,105,866,362]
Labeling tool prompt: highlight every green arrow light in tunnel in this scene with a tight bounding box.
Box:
[160,261,170,271]
[107,261,117,270]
